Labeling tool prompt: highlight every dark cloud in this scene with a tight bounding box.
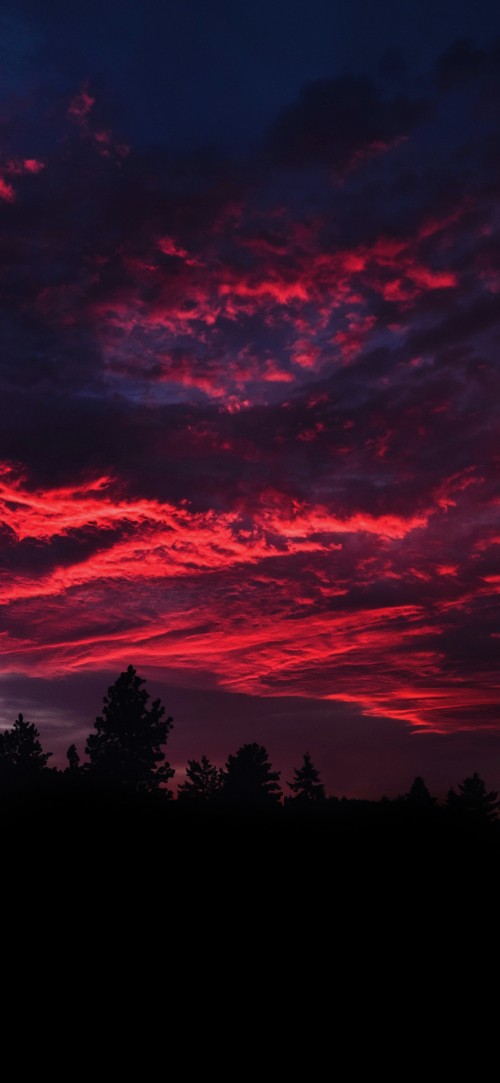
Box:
[266,75,431,172]
[436,37,493,91]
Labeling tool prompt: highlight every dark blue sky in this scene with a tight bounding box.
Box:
[5,0,500,151]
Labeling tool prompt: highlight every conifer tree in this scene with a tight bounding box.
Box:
[405,776,436,807]
[287,752,325,802]
[221,743,282,807]
[66,744,81,772]
[178,755,222,802]
[85,665,174,794]
[447,772,499,819]
[0,713,52,774]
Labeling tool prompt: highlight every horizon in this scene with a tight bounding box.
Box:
[3,670,500,807]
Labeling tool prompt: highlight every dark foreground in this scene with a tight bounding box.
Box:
[4,790,499,890]
[3,791,499,1010]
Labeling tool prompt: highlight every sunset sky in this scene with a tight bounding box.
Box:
[1,0,500,796]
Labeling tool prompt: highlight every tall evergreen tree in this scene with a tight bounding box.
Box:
[178,755,223,803]
[447,773,499,819]
[221,743,282,807]
[66,744,81,772]
[0,714,52,789]
[85,665,174,794]
[287,752,326,802]
[404,776,436,807]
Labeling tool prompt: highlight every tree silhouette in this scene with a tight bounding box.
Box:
[0,713,52,787]
[178,755,222,803]
[221,743,282,807]
[447,772,499,819]
[66,744,81,772]
[287,752,325,802]
[85,665,174,794]
[404,776,436,807]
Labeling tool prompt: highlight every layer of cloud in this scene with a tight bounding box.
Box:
[0,34,499,754]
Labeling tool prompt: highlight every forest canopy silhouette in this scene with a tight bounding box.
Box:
[1,667,499,850]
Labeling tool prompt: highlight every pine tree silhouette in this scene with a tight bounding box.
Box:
[405,776,436,807]
[0,713,52,773]
[222,743,282,807]
[178,755,223,803]
[0,713,52,793]
[287,752,325,801]
[66,744,81,772]
[85,665,174,794]
[447,773,499,819]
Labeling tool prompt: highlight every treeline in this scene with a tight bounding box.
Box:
[1,665,499,828]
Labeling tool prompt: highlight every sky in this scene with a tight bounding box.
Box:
[1,0,500,797]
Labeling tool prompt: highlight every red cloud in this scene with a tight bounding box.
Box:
[23,159,45,174]
[0,158,44,203]
[69,183,473,410]
[68,88,95,122]
[67,85,129,159]
[0,178,15,203]
[3,449,498,733]
[1,66,499,755]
